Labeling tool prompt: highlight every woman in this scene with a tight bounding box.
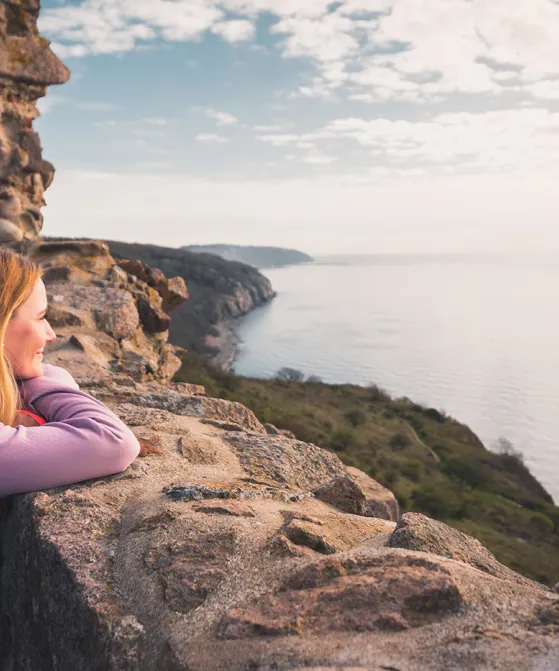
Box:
[0,247,140,498]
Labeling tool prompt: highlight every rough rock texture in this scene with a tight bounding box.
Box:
[346,465,400,521]
[12,238,188,383]
[1,347,558,670]
[1,5,559,669]
[0,0,70,242]
[101,240,276,363]
[388,512,541,589]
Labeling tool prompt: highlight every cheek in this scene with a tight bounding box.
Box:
[5,321,40,356]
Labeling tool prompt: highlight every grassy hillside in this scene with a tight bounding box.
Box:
[175,353,559,586]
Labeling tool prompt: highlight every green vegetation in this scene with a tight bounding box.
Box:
[175,354,559,586]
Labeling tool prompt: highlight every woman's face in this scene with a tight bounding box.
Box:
[3,278,57,379]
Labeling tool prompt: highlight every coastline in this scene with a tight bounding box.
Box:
[205,320,239,371]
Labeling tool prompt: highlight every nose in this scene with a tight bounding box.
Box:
[45,320,57,343]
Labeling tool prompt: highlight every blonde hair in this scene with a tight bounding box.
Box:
[0,247,42,427]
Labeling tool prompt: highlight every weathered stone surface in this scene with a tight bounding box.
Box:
[0,0,69,242]
[0,217,23,242]
[136,295,171,334]
[95,387,266,434]
[117,258,188,313]
[35,243,185,383]
[94,291,140,341]
[313,476,374,517]
[144,529,235,614]
[281,514,391,555]
[193,501,256,518]
[219,553,465,639]
[2,388,559,671]
[346,466,400,521]
[388,513,542,589]
[224,432,347,490]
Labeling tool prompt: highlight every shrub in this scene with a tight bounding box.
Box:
[384,470,398,486]
[345,408,367,427]
[275,367,305,382]
[423,407,446,424]
[330,428,357,452]
[389,432,412,451]
[411,482,463,518]
[495,437,524,462]
[306,375,323,384]
[367,384,391,402]
[442,457,492,489]
[400,460,424,483]
[530,512,554,535]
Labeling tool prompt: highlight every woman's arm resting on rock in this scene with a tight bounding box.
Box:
[0,365,140,498]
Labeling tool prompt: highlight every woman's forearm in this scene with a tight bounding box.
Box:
[0,365,140,498]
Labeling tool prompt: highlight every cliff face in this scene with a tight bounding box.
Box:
[0,0,69,243]
[1,324,559,670]
[100,240,276,358]
[1,5,558,669]
[16,239,189,383]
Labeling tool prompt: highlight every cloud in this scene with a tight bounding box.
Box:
[211,19,255,42]
[302,152,338,165]
[132,128,166,138]
[143,117,168,125]
[195,133,230,143]
[205,109,240,126]
[39,0,559,108]
[257,108,559,175]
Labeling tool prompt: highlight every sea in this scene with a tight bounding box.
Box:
[233,254,559,504]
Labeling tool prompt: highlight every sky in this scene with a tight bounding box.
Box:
[36,0,559,255]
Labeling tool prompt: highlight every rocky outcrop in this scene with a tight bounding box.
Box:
[0,0,70,243]
[101,240,276,363]
[13,238,189,383]
[43,238,276,367]
[1,351,558,670]
[1,4,558,668]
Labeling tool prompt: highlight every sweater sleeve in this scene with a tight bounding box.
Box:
[0,365,141,498]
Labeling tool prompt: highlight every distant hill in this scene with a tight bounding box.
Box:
[181,244,314,269]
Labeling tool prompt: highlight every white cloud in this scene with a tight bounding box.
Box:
[257,108,559,175]
[205,109,240,126]
[254,124,292,132]
[143,117,168,125]
[526,80,559,100]
[195,133,230,143]
[302,152,338,165]
[211,19,255,42]
[258,133,300,146]
[132,128,166,138]
[39,0,559,107]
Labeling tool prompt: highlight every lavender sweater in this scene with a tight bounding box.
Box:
[0,364,141,498]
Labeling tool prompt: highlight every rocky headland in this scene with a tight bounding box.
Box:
[182,244,314,269]
[1,2,559,669]
[44,238,277,368]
